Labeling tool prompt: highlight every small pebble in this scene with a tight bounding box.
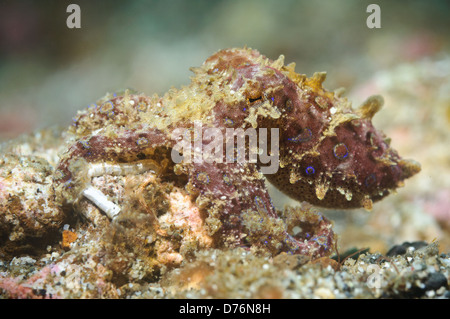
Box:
[424,272,448,291]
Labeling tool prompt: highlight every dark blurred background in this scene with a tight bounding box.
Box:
[0,0,448,139]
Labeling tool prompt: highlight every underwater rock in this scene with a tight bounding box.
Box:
[0,154,66,258]
[386,241,428,257]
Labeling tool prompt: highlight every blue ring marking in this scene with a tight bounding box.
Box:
[333,143,349,159]
[305,166,315,175]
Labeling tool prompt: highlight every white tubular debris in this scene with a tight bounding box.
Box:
[87,162,156,178]
[82,186,121,219]
[81,161,158,220]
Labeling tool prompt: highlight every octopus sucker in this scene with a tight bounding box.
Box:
[51,47,420,259]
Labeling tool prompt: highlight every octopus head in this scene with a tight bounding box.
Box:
[203,47,421,210]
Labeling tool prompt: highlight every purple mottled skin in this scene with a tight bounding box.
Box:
[53,48,420,259]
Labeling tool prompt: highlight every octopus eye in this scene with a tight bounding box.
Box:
[333,143,349,160]
[305,166,315,175]
[288,127,312,143]
[248,96,262,103]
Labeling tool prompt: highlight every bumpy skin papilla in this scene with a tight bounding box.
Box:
[53,48,420,259]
